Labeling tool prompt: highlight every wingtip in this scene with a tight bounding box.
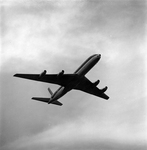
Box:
[106,96,109,100]
[32,97,37,100]
[13,74,19,77]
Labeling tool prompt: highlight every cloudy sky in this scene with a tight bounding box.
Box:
[0,0,147,150]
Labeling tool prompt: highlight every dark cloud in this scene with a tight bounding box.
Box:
[67,0,146,38]
[1,134,147,150]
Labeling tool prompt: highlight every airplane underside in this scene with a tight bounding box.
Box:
[14,54,109,106]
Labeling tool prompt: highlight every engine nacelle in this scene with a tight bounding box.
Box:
[93,80,100,87]
[100,86,108,93]
[58,70,64,77]
[39,70,47,78]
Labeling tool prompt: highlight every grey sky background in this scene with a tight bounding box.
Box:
[1,0,147,150]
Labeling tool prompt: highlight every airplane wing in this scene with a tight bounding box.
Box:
[14,73,109,100]
[14,73,77,87]
[74,77,109,100]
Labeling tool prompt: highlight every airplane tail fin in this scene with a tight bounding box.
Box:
[48,87,53,96]
[32,97,62,106]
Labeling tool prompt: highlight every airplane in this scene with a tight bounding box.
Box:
[14,54,109,106]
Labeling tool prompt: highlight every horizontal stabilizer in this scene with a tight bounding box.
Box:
[51,100,63,106]
[32,97,50,103]
[32,97,62,106]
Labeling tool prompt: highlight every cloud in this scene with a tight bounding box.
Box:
[1,0,146,69]
[1,0,147,150]
[1,117,147,150]
[1,0,81,70]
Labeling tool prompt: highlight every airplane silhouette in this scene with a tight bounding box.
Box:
[14,54,109,106]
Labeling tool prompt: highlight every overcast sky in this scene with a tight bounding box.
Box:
[0,0,147,150]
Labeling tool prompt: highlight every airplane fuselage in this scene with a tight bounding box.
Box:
[49,54,101,104]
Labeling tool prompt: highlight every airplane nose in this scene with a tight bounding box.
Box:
[98,54,101,58]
